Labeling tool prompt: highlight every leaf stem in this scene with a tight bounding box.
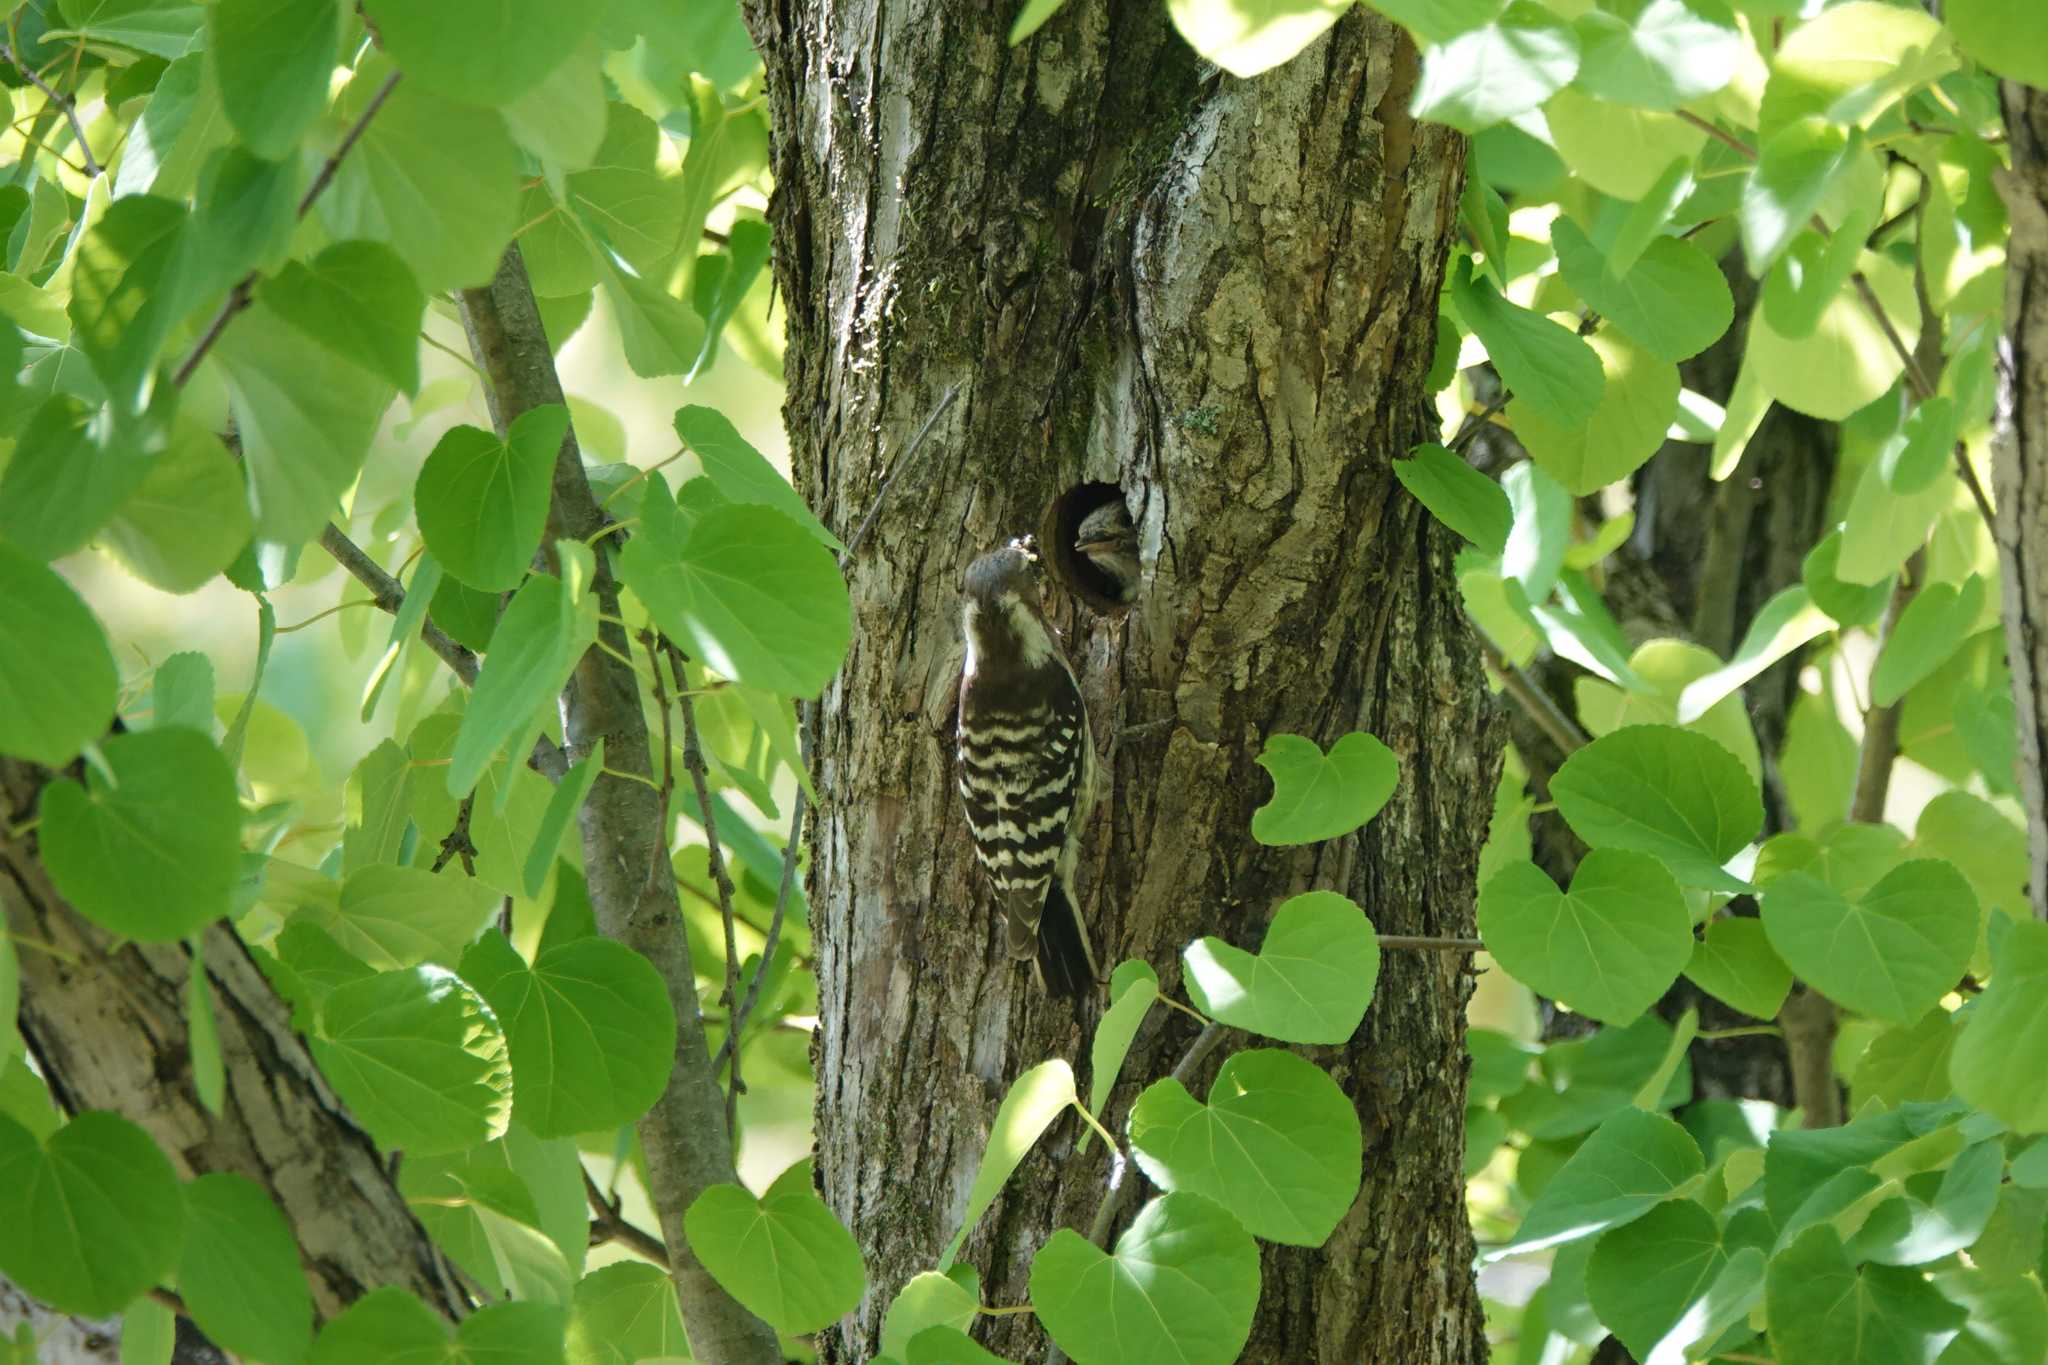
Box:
[1069,1100,1122,1156]
[274,598,379,633]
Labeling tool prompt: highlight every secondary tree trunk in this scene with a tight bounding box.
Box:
[0,759,466,1324]
[1994,81,2048,922]
[745,5,1493,1360]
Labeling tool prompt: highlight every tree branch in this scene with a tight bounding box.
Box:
[668,646,746,1135]
[313,523,568,780]
[1780,563,1921,1129]
[0,41,97,177]
[315,525,478,684]
[173,70,402,386]
[581,1166,670,1268]
[710,732,807,1078]
[455,245,781,1365]
[1480,640,1587,755]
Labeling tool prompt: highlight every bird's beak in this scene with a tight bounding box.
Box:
[1075,536,1119,555]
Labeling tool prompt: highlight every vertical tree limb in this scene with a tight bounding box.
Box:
[455,247,781,1365]
[1994,82,2048,922]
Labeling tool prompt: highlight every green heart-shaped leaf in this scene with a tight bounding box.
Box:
[1030,1193,1258,1365]
[311,1290,565,1365]
[40,727,242,941]
[1250,732,1399,846]
[415,406,570,592]
[1683,917,1792,1020]
[1584,1198,1727,1362]
[0,1112,183,1317]
[1183,891,1379,1044]
[1951,919,2048,1133]
[685,1161,866,1335]
[1760,859,1976,1024]
[880,1271,979,1362]
[1085,961,1159,1139]
[616,479,851,697]
[0,543,118,767]
[310,967,512,1157]
[1478,851,1691,1024]
[1394,443,1512,553]
[1550,725,1761,890]
[1765,1225,1964,1365]
[178,1173,314,1364]
[1129,1049,1361,1246]
[1503,1107,1703,1255]
[460,930,677,1138]
[565,1262,687,1364]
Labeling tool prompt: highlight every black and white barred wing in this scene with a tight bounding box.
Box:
[957,673,1086,956]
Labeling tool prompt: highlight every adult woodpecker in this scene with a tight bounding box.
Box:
[957,536,1100,996]
[1073,500,1140,603]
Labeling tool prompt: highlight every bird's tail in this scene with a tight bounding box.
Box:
[1032,879,1099,999]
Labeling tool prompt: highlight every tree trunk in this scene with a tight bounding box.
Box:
[0,761,466,1323]
[1995,81,2048,923]
[745,5,1493,1360]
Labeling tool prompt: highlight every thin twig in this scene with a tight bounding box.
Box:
[299,70,402,216]
[645,631,678,891]
[581,1166,670,1267]
[1450,392,1513,454]
[429,794,478,875]
[1379,935,1486,952]
[672,646,746,1136]
[841,383,962,563]
[1480,640,1587,754]
[171,278,255,387]
[316,525,479,684]
[1850,271,1935,400]
[710,717,807,1077]
[1782,561,1920,1129]
[1953,441,1996,529]
[174,70,402,385]
[0,40,98,176]
[314,522,569,780]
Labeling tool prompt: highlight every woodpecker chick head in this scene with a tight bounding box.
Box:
[1073,502,1140,603]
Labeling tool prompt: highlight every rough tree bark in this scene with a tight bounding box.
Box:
[0,761,467,1323]
[1994,81,2048,923]
[745,5,1494,1361]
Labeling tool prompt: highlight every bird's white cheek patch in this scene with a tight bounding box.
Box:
[1008,601,1054,668]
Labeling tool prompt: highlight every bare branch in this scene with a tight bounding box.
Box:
[299,71,401,216]
[842,383,962,562]
[0,41,98,177]
[1480,640,1587,755]
[671,650,746,1137]
[711,715,809,1077]
[582,1166,671,1268]
[173,71,403,386]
